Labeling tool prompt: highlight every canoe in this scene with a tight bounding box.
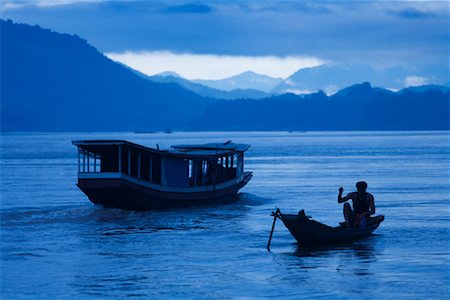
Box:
[271,209,384,247]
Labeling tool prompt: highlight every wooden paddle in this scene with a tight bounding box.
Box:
[267,208,281,252]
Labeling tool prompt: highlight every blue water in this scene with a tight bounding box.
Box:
[1,131,449,299]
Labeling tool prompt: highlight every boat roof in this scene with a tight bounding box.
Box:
[72,140,249,158]
[171,142,250,152]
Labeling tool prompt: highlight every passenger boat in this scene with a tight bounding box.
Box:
[72,140,252,210]
[268,209,384,249]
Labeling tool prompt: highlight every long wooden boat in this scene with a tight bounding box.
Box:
[268,209,384,249]
[72,140,252,210]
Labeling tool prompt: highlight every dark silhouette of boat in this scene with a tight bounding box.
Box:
[268,209,384,250]
[72,140,252,210]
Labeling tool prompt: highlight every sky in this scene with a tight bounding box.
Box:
[2,0,449,82]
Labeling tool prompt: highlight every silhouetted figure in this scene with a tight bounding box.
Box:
[338,181,375,227]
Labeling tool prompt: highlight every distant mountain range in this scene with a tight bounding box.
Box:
[193,71,283,93]
[151,63,449,98]
[272,63,450,95]
[150,73,271,100]
[1,19,449,131]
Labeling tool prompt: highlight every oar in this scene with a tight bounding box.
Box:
[267,208,280,252]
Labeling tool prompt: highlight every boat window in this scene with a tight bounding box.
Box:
[151,155,162,184]
[188,160,193,184]
[203,161,207,185]
[204,160,213,186]
[127,149,140,178]
[161,158,189,187]
[136,153,151,181]
[236,153,244,177]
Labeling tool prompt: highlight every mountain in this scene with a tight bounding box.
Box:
[399,85,450,94]
[273,62,450,95]
[150,74,271,100]
[110,68,271,100]
[2,20,448,132]
[1,19,212,131]
[194,71,283,92]
[193,82,449,131]
[157,71,182,78]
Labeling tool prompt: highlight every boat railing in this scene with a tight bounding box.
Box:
[78,149,101,173]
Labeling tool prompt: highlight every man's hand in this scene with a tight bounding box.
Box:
[339,187,344,193]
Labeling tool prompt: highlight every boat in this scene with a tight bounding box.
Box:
[72,140,252,210]
[267,209,384,250]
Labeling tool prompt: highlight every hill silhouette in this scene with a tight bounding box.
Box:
[1,19,212,131]
[1,20,448,132]
[194,82,449,131]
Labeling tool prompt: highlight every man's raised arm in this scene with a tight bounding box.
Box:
[338,187,351,203]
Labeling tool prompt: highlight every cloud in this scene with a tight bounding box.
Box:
[405,76,428,87]
[163,3,213,14]
[2,0,448,78]
[0,0,103,11]
[284,89,316,95]
[236,1,332,14]
[0,2,25,11]
[389,7,438,19]
[106,51,326,80]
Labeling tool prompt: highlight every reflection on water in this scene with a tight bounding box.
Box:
[1,131,449,299]
[294,238,376,259]
[279,238,378,276]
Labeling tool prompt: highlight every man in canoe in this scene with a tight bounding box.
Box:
[338,181,375,227]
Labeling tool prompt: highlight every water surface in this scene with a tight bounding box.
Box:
[1,131,449,299]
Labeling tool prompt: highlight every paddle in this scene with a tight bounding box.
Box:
[267,208,281,252]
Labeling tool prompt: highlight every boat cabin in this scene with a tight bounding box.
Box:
[72,140,250,188]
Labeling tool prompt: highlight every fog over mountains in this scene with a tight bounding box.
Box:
[150,72,271,100]
[193,71,283,93]
[1,20,449,132]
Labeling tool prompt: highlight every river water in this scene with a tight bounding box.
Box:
[1,131,449,299]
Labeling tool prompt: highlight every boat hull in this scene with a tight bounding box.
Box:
[77,172,253,210]
[279,211,384,245]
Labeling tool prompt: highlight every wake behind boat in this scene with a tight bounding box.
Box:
[72,140,252,210]
[267,209,384,250]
